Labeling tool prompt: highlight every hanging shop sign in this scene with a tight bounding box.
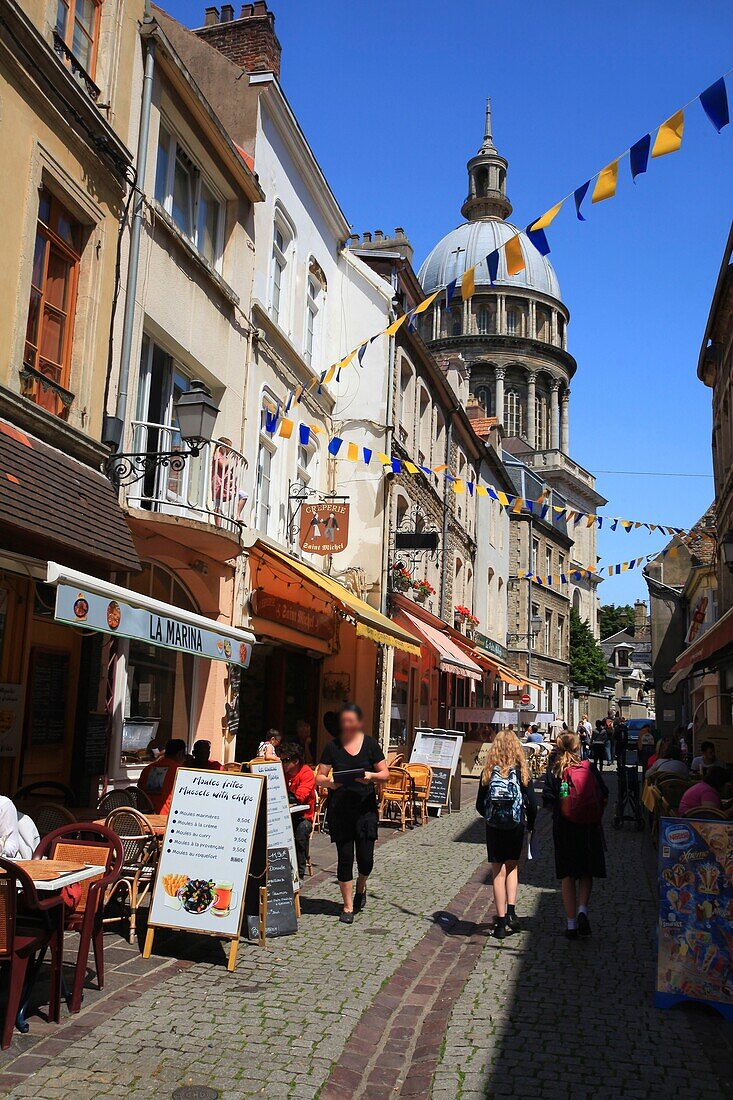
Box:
[299,502,350,554]
[250,590,334,641]
[54,582,253,668]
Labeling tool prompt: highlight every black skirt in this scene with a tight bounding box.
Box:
[327,788,379,846]
[552,816,606,879]
[485,823,525,863]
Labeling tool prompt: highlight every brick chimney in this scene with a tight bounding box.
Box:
[195,2,282,77]
[633,599,647,635]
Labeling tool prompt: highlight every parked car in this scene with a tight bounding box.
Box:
[625,718,657,750]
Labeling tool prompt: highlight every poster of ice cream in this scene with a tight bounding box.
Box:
[656,818,733,1019]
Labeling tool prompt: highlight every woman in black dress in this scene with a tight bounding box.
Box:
[475,729,537,939]
[542,731,608,939]
[316,703,389,924]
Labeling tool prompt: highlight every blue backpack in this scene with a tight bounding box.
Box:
[485,766,524,829]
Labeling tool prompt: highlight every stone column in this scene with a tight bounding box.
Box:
[551,309,558,346]
[528,300,536,341]
[560,387,570,453]
[550,379,560,450]
[432,303,439,341]
[497,293,506,335]
[526,371,537,449]
[495,367,505,427]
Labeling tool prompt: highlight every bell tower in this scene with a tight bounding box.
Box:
[461,99,512,222]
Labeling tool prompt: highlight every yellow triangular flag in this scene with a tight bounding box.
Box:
[621,562,629,572]
[452,479,465,494]
[496,492,509,506]
[377,452,391,466]
[384,315,408,337]
[339,351,356,370]
[346,442,359,462]
[504,235,525,276]
[461,267,476,301]
[475,485,488,497]
[309,424,322,434]
[592,161,618,203]
[323,365,336,384]
[530,202,563,232]
[586,515,596,527]
[432,464,448,474]
[414,290,439,315]
[652,110,684,157]
[404,461,419,475]
[278,418,294,439]
[512,496,524,513]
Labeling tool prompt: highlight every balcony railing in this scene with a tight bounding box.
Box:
[122,421,248,534]
[52,31,101,101]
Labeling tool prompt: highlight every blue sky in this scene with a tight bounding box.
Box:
[173,0,732,606]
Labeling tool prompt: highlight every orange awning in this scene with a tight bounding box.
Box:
[399,610,483,680]
[664,606,733,692]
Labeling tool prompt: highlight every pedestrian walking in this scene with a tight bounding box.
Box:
[591,720,607,771]
[604,717,614,765]
[543,732,608,939]
[577,714,592,760]
[316,703,389,924]
[475,730,537,939]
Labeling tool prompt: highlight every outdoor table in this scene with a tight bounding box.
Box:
[289,804,309,814]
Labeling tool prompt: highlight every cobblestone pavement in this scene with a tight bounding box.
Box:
[1,776,731,1099]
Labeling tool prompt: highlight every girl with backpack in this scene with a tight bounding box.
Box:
[475,729,537,940]
[543,731,608,939]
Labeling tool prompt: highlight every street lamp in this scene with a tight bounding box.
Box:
[721,532,733,572]
[106,379,220,488]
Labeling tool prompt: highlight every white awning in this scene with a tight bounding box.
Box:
[47,562,255,668]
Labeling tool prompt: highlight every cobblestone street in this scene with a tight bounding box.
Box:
[1,778,731,1099]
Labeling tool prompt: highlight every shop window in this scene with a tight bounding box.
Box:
[154,124,224,269]
[55,0,101,78]
[23,188,82,418]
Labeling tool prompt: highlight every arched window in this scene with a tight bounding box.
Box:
[475,385,492,415]
[505,389,523,437]
[535,394,548,450]
[477,305,495,335]
[476,168,489,196]
[418,386,431,467]
[271,206,295,329]
[451,309,462,336]
[536,307,551,342]
[454,556,464,610]
[395,493,409,531]
[434,409,446,493]
[572,589,582,615]
[506,307,518,335]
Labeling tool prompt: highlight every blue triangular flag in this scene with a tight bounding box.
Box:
[299,424,310,445]
[467,482,474,496]
[327,437,343,456]
[629,134,651,182]
[363,447,372,465]
[357,344,367,366]
[611,519,619,531]
[486,250,500,285]
[391,458,402,474]
[525,226,551,256]
[265,409,278,434]
[446,279,457,309]
[700,77,729,133]
[574,180,590,221]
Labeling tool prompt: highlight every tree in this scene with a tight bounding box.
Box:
[599,603,634,639]
[570,608,608,691]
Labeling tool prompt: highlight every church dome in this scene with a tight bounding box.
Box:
[418,219,562,301]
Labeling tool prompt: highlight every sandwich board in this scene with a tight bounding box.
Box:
[247,758,301,935]
[410,729,464,812]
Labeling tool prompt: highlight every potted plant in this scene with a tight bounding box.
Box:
[390,563,413,593]
[412,578,436,604]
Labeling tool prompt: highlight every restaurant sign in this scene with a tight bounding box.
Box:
[54,583,253,668]
[299,502,350,555]
[474,631,508,662]
[251,590,334,641]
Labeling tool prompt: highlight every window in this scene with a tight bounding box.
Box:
[23,188,82,417]
[535,395,547,449]
[256,435,274,534]
[557,615,564,658]
[506,308,518,335]
[154,125,224,268]
[475,385,492,415]
[559,554,566,576]
[451,309,462,336]
[434,409,446,492]
[418,388,431,468]
[536,307,551,342]
[531,539,539,574]
[297,439,317,490]
[504,390,523,437]
[399,359,414,444]
[133,336,192,505]
[304,261,326,367]
[544,610,552,654]
[55,0,101,77]
[477,305,495,335]
[271,213,294,327]
[545,546,552,577]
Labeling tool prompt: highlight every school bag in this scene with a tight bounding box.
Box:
[485,766,524,829]
[559,761,606,825]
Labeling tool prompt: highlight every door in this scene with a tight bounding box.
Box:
[133,336,192,509]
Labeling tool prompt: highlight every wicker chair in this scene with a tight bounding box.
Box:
[313,769,330,833]
[379,767,413,831]
[33,824,123,1014]
[125,786,155,813]
[0,858,66,1049]
[33,803,76,840]
[103,808,158,944]
[14,781,76,809]
[96,789,136,815]
[386,752,405,768]
[404,763,433,826]
[655,777,691,812]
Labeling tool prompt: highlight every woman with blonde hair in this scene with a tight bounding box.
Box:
[475,728,537,939]
[542,731,608,939]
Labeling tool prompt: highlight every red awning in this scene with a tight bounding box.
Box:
[664,606,733,691]
[398,609,483,680]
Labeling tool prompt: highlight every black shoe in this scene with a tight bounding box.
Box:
[564,928,579,940]
[339,909,354,924]
[354,889,367,913]
[577,912,591,937]
[505,912,522,933]
[491,920,507,940]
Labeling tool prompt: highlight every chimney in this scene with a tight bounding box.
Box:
[633,599,647,635]
[362,231,372,243]
[195,1,282,78]
[374,229,384,241]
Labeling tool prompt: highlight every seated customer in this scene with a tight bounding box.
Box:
[256,729,282,760]
[281,742,316,880]
[679,766,732,817]
[690,740,718,775]
[191,740,221,770]
[526,725,543,744]
[0,797,39,859]
[138,738,187,813]
[646,741,689,781]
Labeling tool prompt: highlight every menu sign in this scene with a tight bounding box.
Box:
[29,649,68,746]
[249,759,299,895]
[246,847,297,941]
[146,769,265,951]
[655,818,733,1020]
[299,502,350,554]
[410,730,463,808]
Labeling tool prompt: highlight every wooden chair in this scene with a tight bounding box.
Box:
[404,763,432,826]
[379,767,413,831]
[0,858,66,1049]
[313,769,331,834]
[102,808,158,944]
[221,762,243,773]
[32,803,75,840]
[125,786,154,813]
[386,751,405,768]
[33,824,123,1014]
[96,789,135,815]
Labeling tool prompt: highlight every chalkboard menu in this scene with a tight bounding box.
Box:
[410,730,464,809]
[85,712,108,774]
[29,649,69,746]
[246,846,297,941]
[427,766,451,807]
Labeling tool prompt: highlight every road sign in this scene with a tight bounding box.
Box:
[520,693,531,706]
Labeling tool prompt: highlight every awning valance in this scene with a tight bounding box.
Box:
[47,562,255,667]
[399,610,483,680]
[664,606,733,692]
[253,543,421,656]
[471,647,542,691]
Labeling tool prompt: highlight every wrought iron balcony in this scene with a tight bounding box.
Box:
[52,31,101,101]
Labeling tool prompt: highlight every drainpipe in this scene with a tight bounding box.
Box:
[439,410,457,621]
[379,304,397,615]
[103,31,156,451]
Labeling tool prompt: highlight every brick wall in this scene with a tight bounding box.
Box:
[196,3,282,77]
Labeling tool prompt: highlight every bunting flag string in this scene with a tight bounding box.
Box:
[525,544,682,587]
[260,71,729,425]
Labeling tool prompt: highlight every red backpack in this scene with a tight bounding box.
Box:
[559,761,606,825]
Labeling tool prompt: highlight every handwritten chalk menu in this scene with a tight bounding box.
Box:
[28,649,68,746]
[249,759,300,894]
[410,730,464,808]
[246,846,297,941]
[148,768,265,940]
